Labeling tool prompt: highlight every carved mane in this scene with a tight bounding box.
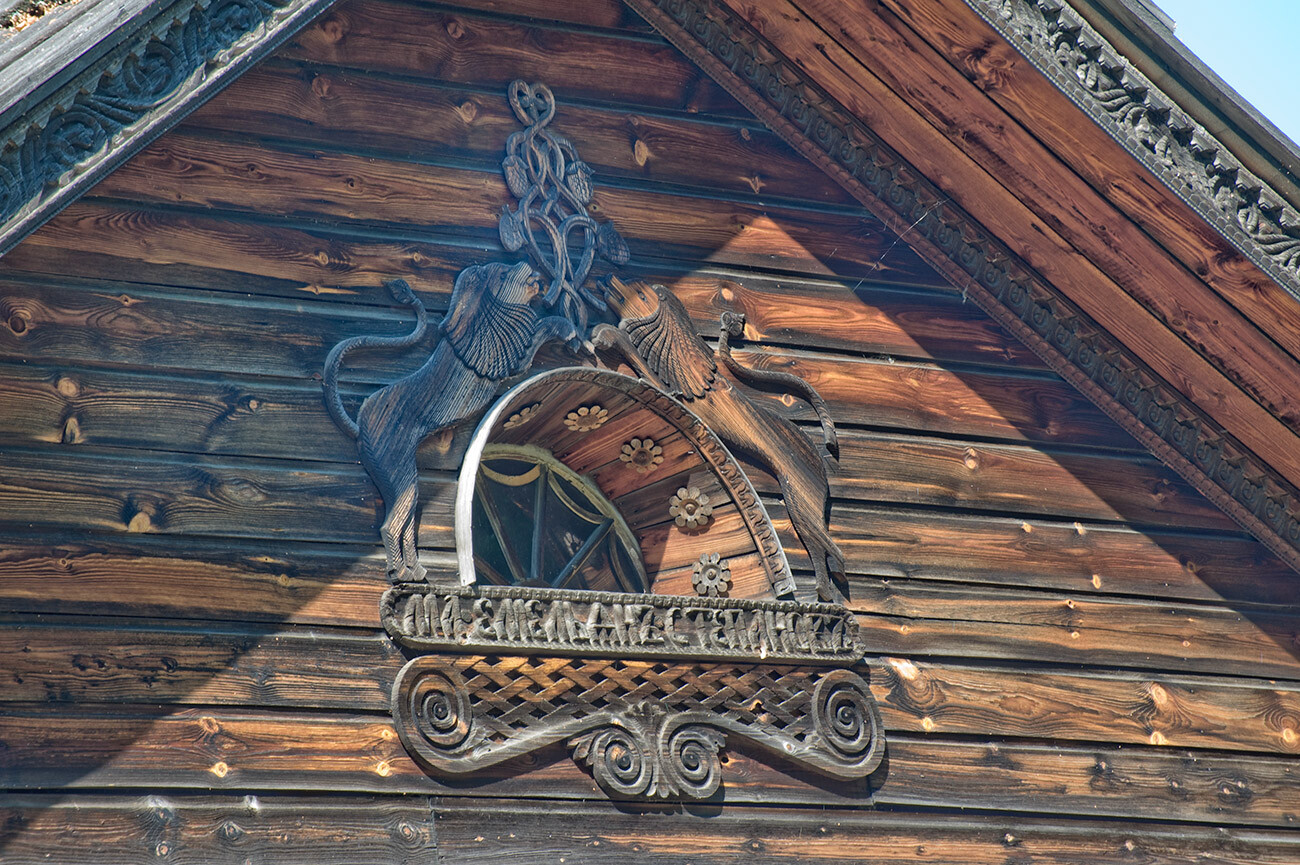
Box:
[441,262,543,380]
[620,287,716,400]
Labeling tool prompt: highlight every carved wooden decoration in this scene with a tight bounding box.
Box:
[382,584,882,800]
[322,80,880,801]
[593,278,846,602]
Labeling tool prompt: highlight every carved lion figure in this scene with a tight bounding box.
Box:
[593,277,846,602]
[323,261,577,581]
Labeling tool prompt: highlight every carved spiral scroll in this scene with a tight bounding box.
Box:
[571,724,655,798]
[393,663,473,754]
[662,723,725,799]
[812,669,882,766]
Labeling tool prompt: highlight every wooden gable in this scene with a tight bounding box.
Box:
[0,0,1297,861]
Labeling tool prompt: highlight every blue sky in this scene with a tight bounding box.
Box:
[1156,0,1300,145]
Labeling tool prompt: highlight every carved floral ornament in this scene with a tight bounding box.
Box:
[322,81,881,800]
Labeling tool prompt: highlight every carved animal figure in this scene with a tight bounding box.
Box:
[323,262,577,582]
[592,277,845,602]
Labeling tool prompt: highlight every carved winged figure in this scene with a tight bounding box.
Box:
[592,277,846,602]
[323,262,577,582]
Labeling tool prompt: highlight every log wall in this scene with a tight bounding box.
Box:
[0,0,1296,861]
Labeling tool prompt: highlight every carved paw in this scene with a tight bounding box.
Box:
[590,323,620,351]
[720,311,746,338]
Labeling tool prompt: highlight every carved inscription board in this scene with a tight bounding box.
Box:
[383,584,862,665]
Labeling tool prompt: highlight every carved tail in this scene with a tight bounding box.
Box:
[718,313,839,459]
[322,279,429,439]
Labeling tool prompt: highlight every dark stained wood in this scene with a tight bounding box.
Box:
[184,62,857,207]
[795,0,1300,428]
[871,0,1300,370]
[849,577,1300,681]
[3,705,1297,824]
[8,616,1300,756]
[88,133,928,281]
[0,794,438,865]
[281,0,743,116]
[435,798,1300,864]
[0,0,1291,847]
[714,0,1300,491]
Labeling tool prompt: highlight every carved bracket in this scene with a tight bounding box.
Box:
[391,651,882,800]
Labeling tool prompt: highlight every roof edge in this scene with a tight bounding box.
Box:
[965,0,1300,303]
[0,0,338,258]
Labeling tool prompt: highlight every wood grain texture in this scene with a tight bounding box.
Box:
[435,798,1300,864]
[89,132,928,281]
[796,0,1300,428]
[2,705,1296,824]
[7,616,1300,756]
[716,0,1300,489]
[184,62,858,207]
[872,0,1300,370]
[0,794,436,864]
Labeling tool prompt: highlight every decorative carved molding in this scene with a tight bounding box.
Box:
[966,0,1300,299]
[390,649,882,800]
[595,277,846,602]
[626,0,1300,575]
[323,265,576,581]
[455,367,796,598]
[0,0,337,257]
[383,583,862,664]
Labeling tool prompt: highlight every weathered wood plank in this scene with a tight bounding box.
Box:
[0,276,1129,450]
[184,61,857,207]
[435,798,1300,864]
[280,0,742,116]
[0,794,436,864]
[829,504,1295,608]
[879,735,1300,827]
[874,0,1300,371]
[91,133,926,281]
[797,0,1300,429]
[850,577,1300,682]
[717,0,1300,486]
[8,616,1300,756]
[0,359,1224,531]
[0,205,1031,367]
[0,535,392,626]
[2,706,1296,824]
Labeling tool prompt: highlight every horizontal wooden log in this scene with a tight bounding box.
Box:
[280,0,742,116]
[185,61,857,207]
[1,706,1295,824]
[0,357,1221,532]
[0,793,436,864]
[440,0,652,32]
[849,577,1300,682]
[0,214,1036,369]
[435,797,1300,864]
[830,504,1295,608]
[7,616,1300,755]
[0,535,393,625]
[0,275,1127,449]
[92,132,926,281]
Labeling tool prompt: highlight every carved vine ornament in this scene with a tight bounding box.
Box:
[322,82,881,801]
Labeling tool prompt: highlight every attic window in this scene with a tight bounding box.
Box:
[470,444,647,593]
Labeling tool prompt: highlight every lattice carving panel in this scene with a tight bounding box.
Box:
[392,653,882,799]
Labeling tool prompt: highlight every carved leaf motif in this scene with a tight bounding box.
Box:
[502,154,530,199]
[596,221,630,265]
[498,206,526,252]
[565,160,594,203]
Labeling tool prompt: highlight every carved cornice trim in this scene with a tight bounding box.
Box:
[0,0,338,258]
[626,0,1300,575]
[965,0,1300,301]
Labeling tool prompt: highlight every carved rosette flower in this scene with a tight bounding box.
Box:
[564,404,608,432]
[692,553,731,598]
[670,486,712,529]
[503,403,540,430]
[619,437,663,473]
